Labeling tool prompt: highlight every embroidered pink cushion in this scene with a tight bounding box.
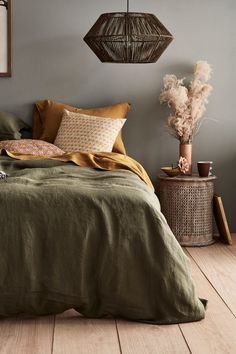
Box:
[0,139,65,156]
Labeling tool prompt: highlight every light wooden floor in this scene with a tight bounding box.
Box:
[0,235,235,354]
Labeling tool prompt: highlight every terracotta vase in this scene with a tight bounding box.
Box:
[179,143,192,175]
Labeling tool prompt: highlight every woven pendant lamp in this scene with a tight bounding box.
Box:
[83,0,173,63]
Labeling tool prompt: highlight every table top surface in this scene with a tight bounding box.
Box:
[158,174,217,182]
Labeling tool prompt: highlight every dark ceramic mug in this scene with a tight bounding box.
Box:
[197,161,213,177]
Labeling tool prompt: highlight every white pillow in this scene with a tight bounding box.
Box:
[54,110,126,153]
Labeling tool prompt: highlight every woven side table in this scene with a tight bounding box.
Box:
[158,175,216,246]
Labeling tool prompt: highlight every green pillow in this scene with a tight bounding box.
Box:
[0,112,30,140]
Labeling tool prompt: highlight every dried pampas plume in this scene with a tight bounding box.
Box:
[160,61,213,144]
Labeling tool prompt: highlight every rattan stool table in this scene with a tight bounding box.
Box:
[158,175,216,246]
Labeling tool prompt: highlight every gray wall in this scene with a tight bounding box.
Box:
[0,0,235,230]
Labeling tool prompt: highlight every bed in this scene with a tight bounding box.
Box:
[0,100,206,323]
[0,153,206,324]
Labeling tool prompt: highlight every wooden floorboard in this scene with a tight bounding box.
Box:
[187,239,236,317]
[52,309,121,354]
[116,320,190,354]
[1,237,236,353]
[179,248,236,354]
[0,315,54,354]
[227,233,236,258]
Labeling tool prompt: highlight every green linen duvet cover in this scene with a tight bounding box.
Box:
[0,157,206,323]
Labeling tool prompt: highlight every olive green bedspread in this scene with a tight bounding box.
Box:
[0,157,206,323]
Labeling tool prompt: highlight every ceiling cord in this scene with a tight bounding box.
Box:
[127,0,129,13]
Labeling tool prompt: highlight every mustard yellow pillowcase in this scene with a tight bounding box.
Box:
[32,100,130,155]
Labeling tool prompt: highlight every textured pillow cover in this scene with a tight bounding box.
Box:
[54,110,126,153]
[32,100,130,154]
[0,112,30,140]
[0,139,65,156]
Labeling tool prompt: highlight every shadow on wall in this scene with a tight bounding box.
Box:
[214,155,236,232]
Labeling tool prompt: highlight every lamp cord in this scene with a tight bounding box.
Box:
[127,0,129,13]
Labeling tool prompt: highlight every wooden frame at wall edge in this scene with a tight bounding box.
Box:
[0,0,12,77]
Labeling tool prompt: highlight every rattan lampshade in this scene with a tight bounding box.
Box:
[84,11,173,63]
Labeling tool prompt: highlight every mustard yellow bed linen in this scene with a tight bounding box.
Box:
[1,150,154,191]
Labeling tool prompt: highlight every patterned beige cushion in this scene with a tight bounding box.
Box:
[54,110,126,153]
[0,139,65,156]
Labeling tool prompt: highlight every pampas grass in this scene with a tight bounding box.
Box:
[160,61,213,144]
